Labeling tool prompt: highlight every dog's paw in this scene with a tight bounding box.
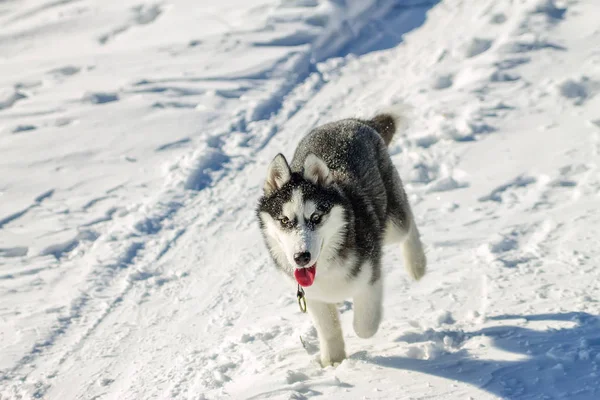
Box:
[353,320,380,339]
[319,341,346,367]
[320,352,346,367]
[353,306,381,339]
[405,251,427,281]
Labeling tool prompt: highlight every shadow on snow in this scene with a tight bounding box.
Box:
[334,1,440,59]
[364,312,600,399]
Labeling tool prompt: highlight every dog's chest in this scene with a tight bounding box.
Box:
[304,259,371,303]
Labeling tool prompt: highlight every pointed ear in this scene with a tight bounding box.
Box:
[264,153,291,195]
[303,153,331,186]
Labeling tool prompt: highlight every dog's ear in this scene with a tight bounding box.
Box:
[264,153,291,195]
[303,153,331,186]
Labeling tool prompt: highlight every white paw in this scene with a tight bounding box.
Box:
[405,251,427,281]
[319,341,346,367]
[353,320,380,339]
[353,306,381,338]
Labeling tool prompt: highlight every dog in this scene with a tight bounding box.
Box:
[256,112,426,366]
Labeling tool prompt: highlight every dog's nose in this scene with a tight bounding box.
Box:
[293,251,311,266]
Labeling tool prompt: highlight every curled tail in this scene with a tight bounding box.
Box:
[361,110,406,147]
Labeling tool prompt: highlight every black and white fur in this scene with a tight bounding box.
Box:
[256,113,426,366]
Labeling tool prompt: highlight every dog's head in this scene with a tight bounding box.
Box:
[257,153,349,286]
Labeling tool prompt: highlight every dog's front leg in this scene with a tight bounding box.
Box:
[306,299,346,366]
[353,278,383,338]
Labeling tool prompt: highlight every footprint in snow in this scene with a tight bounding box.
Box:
[55,117,74,127]
[494,57,531,70]
[478,175,537,203]
[48,65,81,78]
[155,138,191,152]
[500,39,567,54]
[463,38,494,58]
[39,230,99,259]
[0,247,28,258]
[431,74,454,90]
[0,88,27,110]
[98,4,163,45]
[490,13,507,24]
[184,148,231,191]
[83,92,119,104]
[532,0,567,21]
[12,124,37,133]
[285,370,309,384]
[413,133,440,148]
[490,70,520,83]
[0,189,54,229]
[425,177,469,194]
[557,77,599,106]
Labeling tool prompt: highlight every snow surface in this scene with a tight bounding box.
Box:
[1,0,600,399]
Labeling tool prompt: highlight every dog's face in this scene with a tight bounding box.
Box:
[257,153,348,281]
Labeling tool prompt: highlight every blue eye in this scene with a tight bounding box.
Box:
[310,214,322,224]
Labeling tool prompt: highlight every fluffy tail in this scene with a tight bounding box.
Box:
[362,107,408,146]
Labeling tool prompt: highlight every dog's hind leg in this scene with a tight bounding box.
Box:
[382,165,427,280]
[307,299,346,366]
[353,276,383,338]
[387,207,426,280]
[400,215,426,280]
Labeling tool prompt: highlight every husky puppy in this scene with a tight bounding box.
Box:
[256,113,426,366]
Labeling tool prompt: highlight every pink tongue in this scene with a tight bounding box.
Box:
[294,265,316,287]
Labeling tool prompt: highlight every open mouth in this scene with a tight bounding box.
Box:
[294,264,316,287]
[292,240,323,287]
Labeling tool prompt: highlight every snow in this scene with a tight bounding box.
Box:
[1,0,600,399]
